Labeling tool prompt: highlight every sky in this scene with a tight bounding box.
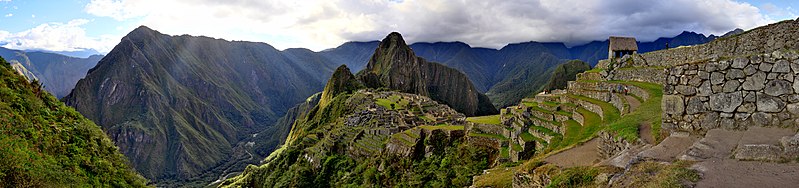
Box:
[0,0,796,55]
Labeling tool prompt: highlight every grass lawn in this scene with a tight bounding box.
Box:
[418,125,464,131]
[375,94,410,110]
[466,115,501,125]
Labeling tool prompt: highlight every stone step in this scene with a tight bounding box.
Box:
[528,125,559,143]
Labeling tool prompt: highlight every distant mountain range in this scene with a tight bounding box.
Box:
[51,26,729,185]
[0,47,102,98]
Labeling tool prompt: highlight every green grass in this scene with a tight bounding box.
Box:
[501,146,510,158]
[375,94,410,110]
[519,132,535,142]
[419,115,433,122]
[541,101,559,107]
[469,132,508,140]
[529,125,558,136]
[605,81,663,142]
[466,115,501,125]
[512,143,523,151]
[567,94,620,123]
[418,125,464,131]
[584,68,604,73]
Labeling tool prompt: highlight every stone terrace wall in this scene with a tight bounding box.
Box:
[662,50,799,133]
[635,19,799,68]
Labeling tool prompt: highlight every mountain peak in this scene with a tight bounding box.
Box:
[379,32,410,50]
[320,65,362,107]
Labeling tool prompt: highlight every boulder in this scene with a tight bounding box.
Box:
[709,92,743,113]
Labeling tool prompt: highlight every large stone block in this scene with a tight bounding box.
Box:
[756,93,786,112]
[772,60,791,73]
[663,95,685,115]
[711,72,725,84]
[722,80,740,92]
[675,85,697,96]
[732,57,749,69]
[764,79,793,96]
[709,92,743,113]
[726,69,745,79]
[734,144,783,161]
[742,71,766,90]
[686,97,705,114]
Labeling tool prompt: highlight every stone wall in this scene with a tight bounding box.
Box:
[662,50,799,133]
[607,66,667,85]
[602,19,799,69]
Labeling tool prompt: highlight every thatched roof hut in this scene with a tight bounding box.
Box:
[608,36,638,59]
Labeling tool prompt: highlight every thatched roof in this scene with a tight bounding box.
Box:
[609,36,638,51]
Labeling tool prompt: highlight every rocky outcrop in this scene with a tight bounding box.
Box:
[357,32,498,116]
[319,65,363,107]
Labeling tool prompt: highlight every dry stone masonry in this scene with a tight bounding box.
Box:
[662,50,799,133]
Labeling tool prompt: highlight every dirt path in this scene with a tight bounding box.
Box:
[624,95,640,112]
[638,123,655,144]
[544,138,601,167]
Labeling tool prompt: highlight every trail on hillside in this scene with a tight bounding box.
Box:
[544,138,601,167]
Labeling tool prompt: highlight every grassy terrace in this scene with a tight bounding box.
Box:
[466,114,501,125]
[468,132,508,140]
[375,94,410,110]
[418,125,464,131]
[605,81,664,142]
[473,81,663,187]
[567,94,620,123]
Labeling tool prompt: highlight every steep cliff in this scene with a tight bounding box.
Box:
[357,32,498,116]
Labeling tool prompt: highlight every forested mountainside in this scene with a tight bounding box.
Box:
[0,56,147,187]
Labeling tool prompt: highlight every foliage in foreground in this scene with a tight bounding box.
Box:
[0,57,147,187]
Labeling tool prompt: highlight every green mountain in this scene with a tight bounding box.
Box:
[357,32,497,116]
[61,26,363,185]
[0,47,102,98]
[544,60,591,91]
[0,56,146,187]
[222,64,496,187]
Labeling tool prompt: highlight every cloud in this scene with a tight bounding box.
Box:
[84,0,145,21]
[84,0,775,51]
[0,19,119,53]
[3,13,10,17]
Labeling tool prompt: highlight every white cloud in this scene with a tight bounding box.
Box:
[85,0,145,21]
[85,0,775,51]
[0,19,120,53]
[3,13,10,17]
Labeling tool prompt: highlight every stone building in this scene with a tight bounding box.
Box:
[608,36,638,59]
